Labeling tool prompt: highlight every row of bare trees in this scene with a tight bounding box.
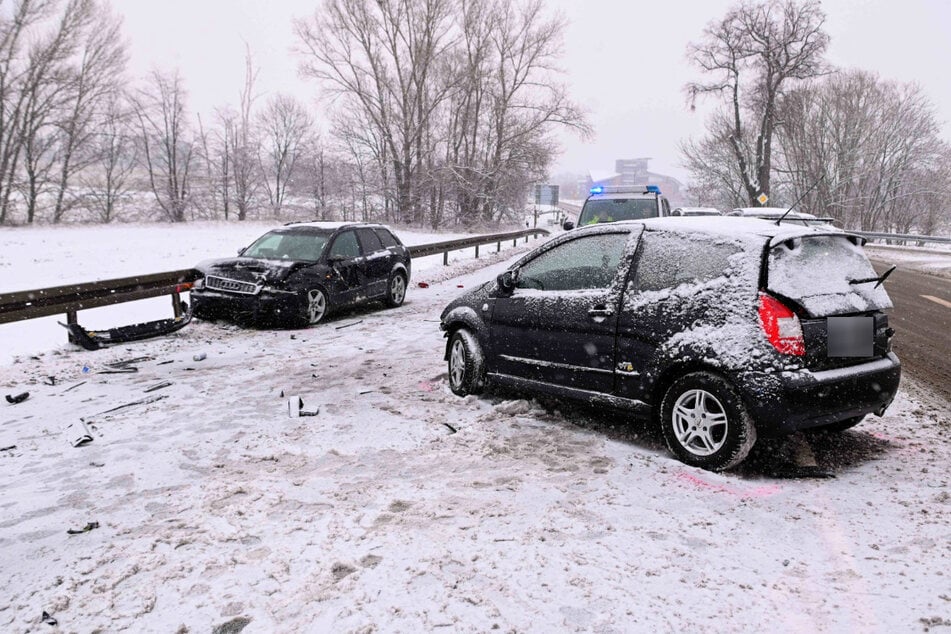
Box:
[681,0,950,233]
[0,0,583,228]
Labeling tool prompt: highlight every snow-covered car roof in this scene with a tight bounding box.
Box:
[608,216,858,246]
[279,221,389,231]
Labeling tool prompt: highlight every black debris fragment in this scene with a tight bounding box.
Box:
[41,610,57,626]
[5,392,29,404]
[156,359,175,366]
[66,521,99,535]
[443,423,458,434]
[43,376,56,386]
[144,381,173,393]
[63,380,86,393]
[335,319,364,330]
[90,394,168,417]
[1,445,16,452]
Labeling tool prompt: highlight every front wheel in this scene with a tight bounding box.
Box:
[447,329,485,396]
[385,272,407,307]
[300,288,329,326]
[660,371,756,471]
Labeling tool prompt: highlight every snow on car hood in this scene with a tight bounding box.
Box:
[196,257,309,284]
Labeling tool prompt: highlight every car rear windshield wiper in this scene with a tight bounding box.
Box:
[849,265,897,289]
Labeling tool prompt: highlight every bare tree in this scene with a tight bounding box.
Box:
[296,0,457,224]
[51,4,127,222]
[132,68,192,222]
[686,0,829,206]
[258,93,312,215]
[776,70,946,231]
[229,49,259,221]
[78,92,137,222]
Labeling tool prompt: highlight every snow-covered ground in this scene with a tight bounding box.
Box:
[1,229,949,632]
[865,243,951,279]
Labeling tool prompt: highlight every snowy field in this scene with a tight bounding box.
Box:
[0,226,949,632]
[0,222,500,366]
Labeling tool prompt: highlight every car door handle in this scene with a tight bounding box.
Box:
[588,306,614,317]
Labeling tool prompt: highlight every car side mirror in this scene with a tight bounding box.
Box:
[327,254,346,264]
[562,220,575,231]
[497,270,517,294]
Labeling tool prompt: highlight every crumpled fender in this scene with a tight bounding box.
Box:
[440,305,489,360]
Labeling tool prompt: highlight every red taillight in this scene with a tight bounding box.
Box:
[758,293,804,356]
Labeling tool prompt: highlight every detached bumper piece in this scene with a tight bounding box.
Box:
[60,312,192,351]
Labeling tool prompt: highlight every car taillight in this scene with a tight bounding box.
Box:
[758,293,804,356]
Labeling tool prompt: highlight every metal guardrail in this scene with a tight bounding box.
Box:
[0,228,551,326]
[852,231,951,246]
[407,228,550,264]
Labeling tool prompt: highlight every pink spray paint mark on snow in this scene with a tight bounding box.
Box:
[675,471,782,499]
[417,381,434,392]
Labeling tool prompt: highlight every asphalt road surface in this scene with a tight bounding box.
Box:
[870,260,951,404]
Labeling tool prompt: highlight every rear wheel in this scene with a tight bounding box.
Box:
[385,271,407,307]
[300,288,329,326]
[448,329,485,396]
[660,371,756,471]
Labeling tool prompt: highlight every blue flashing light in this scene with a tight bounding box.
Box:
[589,185,604,195]
[646,185,661,194]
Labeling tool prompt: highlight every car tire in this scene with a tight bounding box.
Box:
[385,271,407,308]
[447,329,485,396]
[660,371,757,471]
[806,415,865,434]
[300,288,329,326]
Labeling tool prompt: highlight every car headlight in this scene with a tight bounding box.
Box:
[193,277,205,290]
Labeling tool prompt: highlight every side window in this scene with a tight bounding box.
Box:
[356,228,383,253]
[328,231,362,259]
[375,228,399,248]
[516,233,629,291]
[633,232,740,292]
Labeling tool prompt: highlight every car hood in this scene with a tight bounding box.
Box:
[440,279,494,320]
[195,257,312,285]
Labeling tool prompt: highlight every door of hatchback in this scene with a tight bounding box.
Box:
[489,227,640,393]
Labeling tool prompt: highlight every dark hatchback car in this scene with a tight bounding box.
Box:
[440,218,901,471]
[192,222,411,326]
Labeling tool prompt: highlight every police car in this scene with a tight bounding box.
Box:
[563,185,671,230]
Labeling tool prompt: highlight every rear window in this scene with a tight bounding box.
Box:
[375,228,400,247]
[767,235,893,316]
[579,198,658,225]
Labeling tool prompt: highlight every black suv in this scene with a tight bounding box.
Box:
[440,218,901,471]
[563,185,671,230]
[192,222,411,326]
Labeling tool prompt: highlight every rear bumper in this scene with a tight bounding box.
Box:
[737,352,902,435]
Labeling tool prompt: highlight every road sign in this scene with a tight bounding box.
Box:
[757,193,769,205]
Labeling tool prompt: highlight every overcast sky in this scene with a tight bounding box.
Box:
[117,0,951,183]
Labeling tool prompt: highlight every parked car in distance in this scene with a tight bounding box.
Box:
[440,217,900,471]
[672,206,722,216]
[563,185,670,230]
[729,207,837,227]
[192,222,411,326]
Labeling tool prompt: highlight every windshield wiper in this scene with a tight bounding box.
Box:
[849,265,897,289]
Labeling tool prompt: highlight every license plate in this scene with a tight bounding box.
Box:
[827,316,874,357]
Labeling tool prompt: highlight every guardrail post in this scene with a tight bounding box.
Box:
[496,241,501,252]
[513,239,517,247]
[475,245,479,259]
[65,310,78,344]
[172,291,183,318]
[443,251,448,266]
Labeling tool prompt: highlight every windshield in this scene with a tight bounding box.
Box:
[767,235,893,316]
[579,198,658,225]
[243,230,331,261]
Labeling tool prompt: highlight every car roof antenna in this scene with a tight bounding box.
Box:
[775,172,827,226]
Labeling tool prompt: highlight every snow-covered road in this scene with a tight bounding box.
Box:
[1,247,949,632]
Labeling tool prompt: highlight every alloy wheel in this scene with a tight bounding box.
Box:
[671,388,729,456]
